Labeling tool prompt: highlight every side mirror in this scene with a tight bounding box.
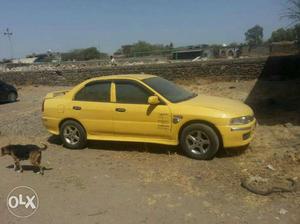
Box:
[148,96,160,105]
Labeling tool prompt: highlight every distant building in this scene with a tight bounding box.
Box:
[12,57,39,64]
[172,45,214,60]
[11,53,61,64]
[219,47,241,58]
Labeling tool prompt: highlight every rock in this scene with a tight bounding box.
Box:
[241,176,296,196]
[279,208,288,215]
[284,122,293,128]
[266,164,276,171]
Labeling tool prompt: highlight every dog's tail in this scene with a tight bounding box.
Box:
[39,143,48,151]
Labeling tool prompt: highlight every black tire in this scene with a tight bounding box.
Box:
[8,92,17,102]
[180,123,220,160]
[60,120,87,149]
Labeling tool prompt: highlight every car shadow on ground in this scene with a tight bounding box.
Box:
[216,145,249,158]
[47,135,247,159]
[245,55,300,126]
[0,99,19,105]
[48,135,179,155]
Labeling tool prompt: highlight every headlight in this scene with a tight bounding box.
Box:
[230,116,254,125]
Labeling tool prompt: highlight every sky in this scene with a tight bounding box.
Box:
[0,0,291,59]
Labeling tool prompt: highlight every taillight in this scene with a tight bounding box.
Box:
[42,99,45,112]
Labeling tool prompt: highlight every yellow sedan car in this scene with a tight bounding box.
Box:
[42,74,256,160]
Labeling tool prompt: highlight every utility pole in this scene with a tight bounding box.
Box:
[4,28,13,59]
[98,41,101,60]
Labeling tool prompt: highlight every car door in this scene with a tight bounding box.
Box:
[113,80,172,139]
[70,81,114,136]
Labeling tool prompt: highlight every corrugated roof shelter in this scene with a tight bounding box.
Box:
[172,48,213,60]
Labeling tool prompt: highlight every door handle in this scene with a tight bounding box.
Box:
[115,108,126,112]
[73,106,81,110]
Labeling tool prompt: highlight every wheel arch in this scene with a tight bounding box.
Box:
[10,90,18,95]
[178,120,223,148]
[8,90,18,98]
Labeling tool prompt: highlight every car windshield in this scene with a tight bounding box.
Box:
[143,77,197,103]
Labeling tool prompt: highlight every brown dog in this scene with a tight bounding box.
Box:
[1,143,47,175]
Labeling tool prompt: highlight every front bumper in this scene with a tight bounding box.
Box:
[217,119,257,148]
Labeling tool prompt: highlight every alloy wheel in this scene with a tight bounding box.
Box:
[8,92,17,102]
[185,130,211,155]
[63,125,80,145]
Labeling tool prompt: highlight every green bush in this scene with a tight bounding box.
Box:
[61,47,108,61]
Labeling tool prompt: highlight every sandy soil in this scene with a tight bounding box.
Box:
[0,80,299,224]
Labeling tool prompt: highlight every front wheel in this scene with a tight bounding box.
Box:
[180,123,220,160]
[8,92,17,102]
[60,120,87,149]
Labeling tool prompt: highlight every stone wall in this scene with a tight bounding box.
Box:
[0,56,169,73]
[241,46,270,57]
[241,42,299,57]
[270,41,299,56]
[0,56,299,86]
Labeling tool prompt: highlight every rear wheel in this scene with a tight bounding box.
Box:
[8,92,17,102]
[60,120,87,149]
[180,123,220,160]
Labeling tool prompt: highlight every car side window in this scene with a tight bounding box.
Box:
[74,82,110,102]
[116,81,151,104]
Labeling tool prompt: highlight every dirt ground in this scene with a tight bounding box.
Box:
[0,79,299,224]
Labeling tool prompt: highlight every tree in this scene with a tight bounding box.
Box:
[295,24,300,39]
[269,27,297,42]
[115,41,173,57]
[61,47,108,61]
[228,42,240,47]
[295,24,300,46]
[283,0,300,25]
[245,25,264,47]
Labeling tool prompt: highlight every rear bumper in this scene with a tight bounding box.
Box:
[42,117,60,135]
[217,119,256,148]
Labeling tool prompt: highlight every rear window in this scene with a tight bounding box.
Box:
[74,82,110,102]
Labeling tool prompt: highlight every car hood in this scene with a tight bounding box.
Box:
[178,95,253,116]
[4,83,16,91]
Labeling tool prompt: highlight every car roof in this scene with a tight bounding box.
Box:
[86,74,157,82]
